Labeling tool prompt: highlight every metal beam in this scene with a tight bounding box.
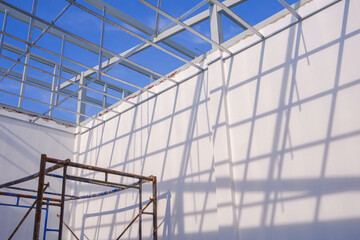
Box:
[0,2,177,88]
[0,8,9,55]
[0,65,126,105]
[0,87,104,123]
[154,0,162,37]
[68,0,203,71]
[76,72,86,124]
[0,53,135,106]
[137,0,247,51]
[209,3,224,49]
[0,29,145,94]
[81,0,198,59]
[210,0,264,39]
[0,71,115,113]
[138,0,232,54]
[18,0,38,108]
[3,42,80,76]
[0,2,72,84]
[60,0,244,91]
[277,0,302,20]
[0,2,160,82]
[49,65,58,116]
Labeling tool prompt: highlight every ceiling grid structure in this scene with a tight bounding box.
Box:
[0,0,315,132]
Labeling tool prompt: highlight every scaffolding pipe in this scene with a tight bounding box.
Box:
[139,183,142,240]
[116,198,154,240]
[0,164,63,189]
[0,154,158,240]
[0,191,61,202]
[46,173,139,190]
[56,214,80,240]
[58,164,68,240]
[8,183,49,240]
[153,176,158,240]
[46,157,153,181]
[33,154,46,240]
[6,186,78,199]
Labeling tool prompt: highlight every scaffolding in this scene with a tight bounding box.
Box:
[0,154,158,240]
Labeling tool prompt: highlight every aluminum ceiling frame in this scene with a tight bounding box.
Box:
[0,0,305,131]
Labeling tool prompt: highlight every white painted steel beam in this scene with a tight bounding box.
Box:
[60,0,245,90]
[137,0,247,50]
[69,0,203,71]
[0,2,72,84]
[3,42,80,76]
[138,0,232,55]
[0,69,112,110]
[210,0,264,39]
[277,0,302,19]
[76,72,86,123]
[69,0,243,90]
[0,2,160,82]
[209,3,224,49]
[154,0,162,37]
[0,53,135,105]
[49,65,58,116]
[0,88,104,123]
[18,0,38,108]
[0,29,144,94]
[0,9,9,55]
[0,2,178,88]
[1,44,131,96]
[80,0,198,59]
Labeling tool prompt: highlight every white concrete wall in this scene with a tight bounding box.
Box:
[0,111,75,239]
[68,0,360,239]
[225,0,360,239]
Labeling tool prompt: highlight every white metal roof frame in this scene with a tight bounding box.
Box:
[0,0,307,131]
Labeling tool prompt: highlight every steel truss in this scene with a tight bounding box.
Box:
[0,154,158,240]
[0,0,302,129]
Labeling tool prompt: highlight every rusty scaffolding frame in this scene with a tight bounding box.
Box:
[0,154,158,240]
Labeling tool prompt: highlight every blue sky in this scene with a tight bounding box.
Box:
[0,0,298,122]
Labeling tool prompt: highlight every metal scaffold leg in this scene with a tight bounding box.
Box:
[0,154,158,240]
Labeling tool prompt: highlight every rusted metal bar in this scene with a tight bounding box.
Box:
[6,186,78,198]
[153,176,158,240]
[0,164,63,189]
[66,187,123,201]
[46,157,153,181]
[58,163,68,240]
[142,212,154,215]
[0,191,61,202]
[139,183,142,240]
[56,214,80,240]
[65,179,144,201]
[8,183,49,240]
[33,154,46,240]
[116,198,154,240]
[47,173,139,189]
[42,202,61,207]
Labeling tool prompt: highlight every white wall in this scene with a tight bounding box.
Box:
[225,0,360,239]
[66,0,360,239]
[0,111,75,239]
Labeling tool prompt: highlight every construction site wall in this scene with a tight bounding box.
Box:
[0,111,74,239]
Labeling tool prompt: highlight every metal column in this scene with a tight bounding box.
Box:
[18,0,38,108]
[0,9,9,55]
[209,3,224,49]
[33,154,46,240]
[138,182,142,240]
[153,176,157,240]
[76,71,86,124]
[58,162,68,240]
